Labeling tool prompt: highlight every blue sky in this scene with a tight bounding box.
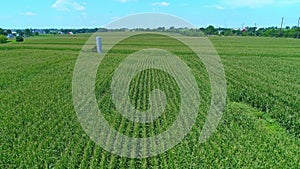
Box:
[1,0,300,29]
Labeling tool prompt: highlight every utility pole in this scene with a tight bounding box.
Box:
[280,17,284,37]
[254,23,257,36]
[297,17,300,39]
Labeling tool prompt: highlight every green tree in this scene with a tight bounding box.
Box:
[44,29,50,34]
[24,29,32,36]
[6,29,12,34]
[0,35,8,43]
[224,30,233,36]
[0,28,4,35]
[16,30,24,36]
[232,29,242,36]
[16,36,24,42]
[206,25,216,35]
[246,27,257,36]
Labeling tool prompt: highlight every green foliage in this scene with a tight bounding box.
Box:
[44,29,50,34]
[16,36,24,42]
[16,30,24,36]
[6,29,12,34]
[168,26,300,38]
[224,30,233,36]
[204,25,217,35]
[179,29,205,36]
[0,35,8,43]
[0,28,4,35]
[24,28,32,36]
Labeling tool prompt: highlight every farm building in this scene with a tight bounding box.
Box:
[32,29,45,35]
[6,34,14,38]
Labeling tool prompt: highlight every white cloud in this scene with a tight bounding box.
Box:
[277,0,300,5]
[220,0,273,8]
[72,1,86,10]
[51,0,69,11]
[51,0,86,11]
[215,5,225,10]
[117,0,138,2]
[206,5,225,10]
[152,2,170,6]
[217,0,300,8]
[116,0,138,3]
[22,12,36,16]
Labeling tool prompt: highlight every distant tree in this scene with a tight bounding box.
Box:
[246,27,257,36]
[232,29,242,36]
[242,31,248,36]
[256,28,265,36]
[16,30,24,36]
[263,28,273,37]
[157,27,165,32]
[24,29,32,36]
[206,25,216,35]
[0,28,4,35]
[44,29,50,34]
[61,29,69,34]
[285,28,298,38]
[98,28,108,32]
[224,30,233,36]
[6,29,12,34]
[16,36,24,42]
[263,28,281,37]
[296,27,300,39]
[0,35,8,43]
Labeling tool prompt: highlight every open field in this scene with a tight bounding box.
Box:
[0,33,300,168]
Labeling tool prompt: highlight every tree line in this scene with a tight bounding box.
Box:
[1,25,300,39]
[152,25,300,38]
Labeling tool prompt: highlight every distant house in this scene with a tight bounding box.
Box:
[32,29,45,35]
[7,34,14,39]
[49,30,58,35]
